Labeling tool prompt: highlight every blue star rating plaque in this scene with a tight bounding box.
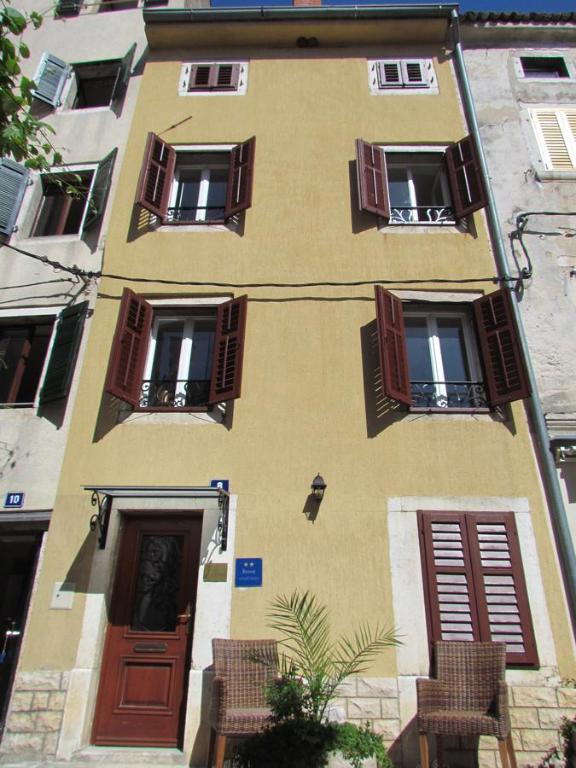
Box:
[235,558,263,588]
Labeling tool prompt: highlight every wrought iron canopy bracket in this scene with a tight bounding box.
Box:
[88,490,111,550]
[217,491,229,552]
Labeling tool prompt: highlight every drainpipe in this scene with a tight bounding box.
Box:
[450,9,576,636]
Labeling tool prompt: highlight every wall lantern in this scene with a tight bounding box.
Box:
[311,474,327,502]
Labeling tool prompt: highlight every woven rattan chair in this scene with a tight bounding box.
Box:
[208,638,278,768]
[416,641,517,768]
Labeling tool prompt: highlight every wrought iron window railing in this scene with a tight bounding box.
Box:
[390,206,455,225]
[410,381,488,409]
[139,379,211,409]
[165,206,225,223]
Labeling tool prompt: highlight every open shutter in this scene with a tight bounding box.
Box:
[207,295,247,404]
[224,137,255,219]
[0,158,29,237]
[377,61,402,88]
[56,0,81,15]
[445,135,487,220]
[83,148,117,231]
[104,289,152,406]
[473,288,530,406]
[419,511,482,654]
[39,302,88,405]
[135,133,176,219]
[466,513,538,667]
[374,286,412,406]
[111,44,136,105]
[355,139,390,220]
[32,53,70,107]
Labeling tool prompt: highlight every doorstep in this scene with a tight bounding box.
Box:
[0,747,188,768]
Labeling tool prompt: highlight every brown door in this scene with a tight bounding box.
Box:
[92,515,202,747]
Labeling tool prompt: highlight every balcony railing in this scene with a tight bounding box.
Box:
[165,206,225,224]
[390,206,455,225]
[139,379,210,409]
[410,381,488,409]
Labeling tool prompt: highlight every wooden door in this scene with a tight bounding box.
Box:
[92,516,202,746]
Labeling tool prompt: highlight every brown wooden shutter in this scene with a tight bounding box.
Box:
[224,138,255,219]
[355,139,390,220]
[135,133,176,219]
[104,289,152,406]
[188,64,213,90]
[207,295,247,404]
[445,135,487,220]
[466,513,538,667]
[374,286,412,406]
[419,511,482,654]
[215,64,240,90]
[419,511,538,667]
[473,288,530,406]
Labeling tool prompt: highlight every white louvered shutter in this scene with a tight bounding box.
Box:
[531,109,576,170]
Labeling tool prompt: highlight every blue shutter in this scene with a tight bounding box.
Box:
[33,53,70,107]
[111,45,136,105]
[39,302,88,405]
[0,158,29,237]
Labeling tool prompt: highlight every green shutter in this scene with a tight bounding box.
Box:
[0,158,29,237]
[83,148,117,230]
[111,44,136,105]
[33,53,70,107]
[56,0,81,16]
[39,302,88,405]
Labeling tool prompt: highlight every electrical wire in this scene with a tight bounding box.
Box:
[2,242,506,290]
[510,210,576,280]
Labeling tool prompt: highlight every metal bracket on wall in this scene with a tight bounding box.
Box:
[88,490,111,550]
[217,491,229,552]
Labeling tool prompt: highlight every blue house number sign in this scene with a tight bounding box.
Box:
[4,492,24,509]
[235,558,263,588]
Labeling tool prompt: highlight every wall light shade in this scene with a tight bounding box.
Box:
[311,473,326,501]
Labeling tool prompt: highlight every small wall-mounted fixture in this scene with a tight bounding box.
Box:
[311,473,326,502]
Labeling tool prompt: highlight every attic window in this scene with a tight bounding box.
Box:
[368,59,436,93]
[520,56,569,79]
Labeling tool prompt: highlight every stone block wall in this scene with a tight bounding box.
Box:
[1,671,69,756]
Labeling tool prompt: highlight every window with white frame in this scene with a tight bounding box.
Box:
[530,108,576,171]
[368,58,436,93]
[136,134,255,226]
[517,56,571,80]
[180,62,248,95]
[404,306,485,409]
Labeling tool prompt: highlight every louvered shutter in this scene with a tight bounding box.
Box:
[104,289,152,406]
[445,135,487,220]
[32,53,70,107]
[531,109,576,171]
[419,512,482,650]
[110,44,136,105]
[83,148,117,231]
[188,64,213,91]
[467,513,538,667]
[215,63,240,91]
[0,158,29,237]
[355,139,390,220]
[402,60,427,87]
[207,295,247,404]
[224,137,255,218]
[419,511,538,667]
[135,133,176,219]
[473,288,530,406]
[39,302,88,405]
[377,61,401,88]
[374,286,412,406]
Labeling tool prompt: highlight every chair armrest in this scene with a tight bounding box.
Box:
[210,676,229,729]
[416,678,448,713]
[495,680,511,732]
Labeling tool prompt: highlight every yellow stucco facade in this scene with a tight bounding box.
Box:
[4,10,575,767]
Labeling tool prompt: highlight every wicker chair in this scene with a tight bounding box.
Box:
[208,638,278,768]
[416,641,517,768]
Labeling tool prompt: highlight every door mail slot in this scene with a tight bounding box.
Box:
[133,642,167,653]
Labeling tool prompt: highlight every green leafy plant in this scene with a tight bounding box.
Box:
[334,722,393,768]
[560,716,576,768]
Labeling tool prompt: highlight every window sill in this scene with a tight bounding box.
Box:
[409,407,491,415]
[535,170,576,181]
[155,221,237,233]
[135,406,211,413]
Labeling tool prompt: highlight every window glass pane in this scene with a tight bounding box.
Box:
[205,168,228,220]
[387,167,412,209]
[151,321,184,381]
[405,317,433,381]
[411,165,447,207]
[437,317,470,381]
[175,170,201,219]
[188,319,215,381]
[131,535,183,632]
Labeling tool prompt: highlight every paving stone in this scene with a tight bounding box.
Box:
[42,732,59,755]
[31,693,49,710]
[8,694,33,713]
[5,714,35,733]
[34,711,63,732]
[0,731,44,753]
[47,692,66,711]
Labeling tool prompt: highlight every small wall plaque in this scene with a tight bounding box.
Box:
[204,563,228,582]
[235,558,262,588]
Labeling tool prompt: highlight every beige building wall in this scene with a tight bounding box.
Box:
[3,13,574,768]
